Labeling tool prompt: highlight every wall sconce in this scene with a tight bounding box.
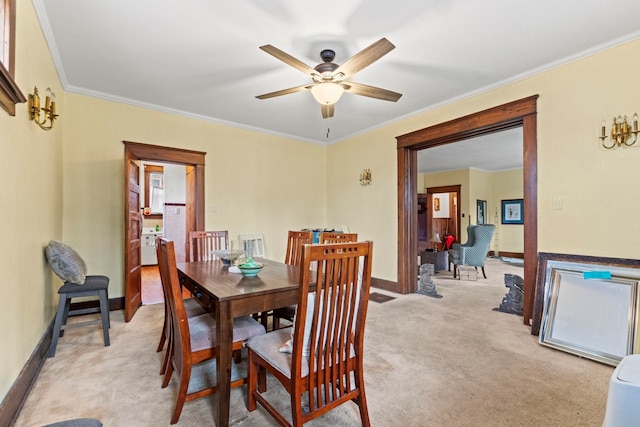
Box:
[599,113,638,149]
[29,86,58,130]
[359,169,372,186]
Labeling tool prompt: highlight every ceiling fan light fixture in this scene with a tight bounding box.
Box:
[311,82,344,105]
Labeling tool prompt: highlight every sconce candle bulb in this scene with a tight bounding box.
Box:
[598,112,639,149]
[29,86,58,131]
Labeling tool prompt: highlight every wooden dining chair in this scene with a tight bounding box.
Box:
[156,238,266,424]
[272,230,314,330]
[156,236,208,374]
[284,230,313,266]
[247,241,374,427]
[273,231,357,330]
[188,230,229,262]
[238,233,265,258]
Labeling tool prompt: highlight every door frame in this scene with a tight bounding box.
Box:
[396,95,538,326]
[123,141,206,321]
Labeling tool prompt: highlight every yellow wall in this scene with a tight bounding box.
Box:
[326,127,403,279]
[3,0,640,406]
[469,169,493,225]
[1,0,327,400]
[328,37,640,280]
[62,93,327,299]
[0,0,64,399]
[491,169,524,253]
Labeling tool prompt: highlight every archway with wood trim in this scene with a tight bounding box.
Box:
[396,95,538,326]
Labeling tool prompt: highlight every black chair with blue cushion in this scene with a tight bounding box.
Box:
[45,241,110,358]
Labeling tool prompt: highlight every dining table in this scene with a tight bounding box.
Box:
[176,258,302,427]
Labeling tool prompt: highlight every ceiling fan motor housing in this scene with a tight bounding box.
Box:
[314,49,339,76]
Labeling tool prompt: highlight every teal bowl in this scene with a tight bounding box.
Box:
[239,263,264,277]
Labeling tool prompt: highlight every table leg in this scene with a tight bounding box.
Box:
[215,301,232,427]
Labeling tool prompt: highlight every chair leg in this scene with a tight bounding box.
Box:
[98,289,110,347]
[60,297,72,336]
[170,367,191,424]
[162,360,174,388]
[291,386,305,426]
[260,311,270,330]
[247,351,257,411]
[355,371,371,427]
[160,339,171,376]
[481,267,487,279]
[157,326,166,353]
[453,264,458,279]
[157,300,169,352]
[49,294,70,357]
[258,366,266,393]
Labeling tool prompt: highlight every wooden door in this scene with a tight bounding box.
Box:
[124,153,142,321]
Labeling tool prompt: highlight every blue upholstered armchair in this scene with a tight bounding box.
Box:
[448,224,495,279]
[451,225,477,253]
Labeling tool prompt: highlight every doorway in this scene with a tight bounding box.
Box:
[139,161,189,305]
[123,141,206,321]
[396,95,538,326]
[426,186,460,252]
[418,187,460,252]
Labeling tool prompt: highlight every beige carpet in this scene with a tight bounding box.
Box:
[15,258,614,426]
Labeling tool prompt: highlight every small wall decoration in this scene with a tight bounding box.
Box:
[477,200,487,224]
[433,197,440,211]
[501,199,523,224]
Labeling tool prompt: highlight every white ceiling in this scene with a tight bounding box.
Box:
[33,0,639,162]
[417,127,523,174]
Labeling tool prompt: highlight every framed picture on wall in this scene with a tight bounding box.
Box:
[477,200,487,224]
[501,199,523,224]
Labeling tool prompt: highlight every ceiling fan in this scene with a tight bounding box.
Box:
[256,38,402,119]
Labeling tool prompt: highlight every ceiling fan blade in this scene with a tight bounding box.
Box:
[256,84,313,100]
[259,45,320,78]
[343,81,402,102]
[321,104,334,119]
[332,38,395,79]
